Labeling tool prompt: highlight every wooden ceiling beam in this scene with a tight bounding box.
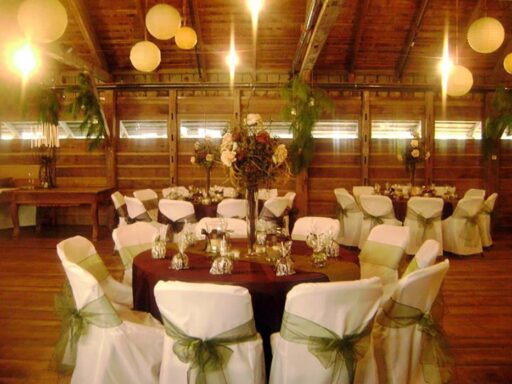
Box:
[134,0,146,38]
[395,0,430,80]
[456,0,483,61]
[42,43,112,83]
[188,0,207,82]
[65,0,110,74]
[300,0,344,76]
[347,0,370,75]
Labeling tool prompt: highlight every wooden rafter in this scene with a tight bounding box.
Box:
[395,0,430,80]
[65,0,110,74]
[188,0,207,81]
[456,0,483,60]
[42,43,112,83]
[300,0,344,75]
[347,0,370,74]
[134,0,146,38]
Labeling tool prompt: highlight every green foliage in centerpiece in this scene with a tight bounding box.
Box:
[281,77,334,175]
[483,86,512,159]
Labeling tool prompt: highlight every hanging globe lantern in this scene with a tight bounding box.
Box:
[467,17,505,54]
[446,64,473,97]
[130,41,161,72]
[145,4,181,40]
[17,0,68,43]
[175,27,198,50]
[503,53,512,75]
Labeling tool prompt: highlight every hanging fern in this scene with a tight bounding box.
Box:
[67,72,109,150]
[483,86,512,159]
[281,77,334,174]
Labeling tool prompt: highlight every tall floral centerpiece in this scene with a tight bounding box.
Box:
[190,137,219,191]
[220,114,289,255]
[397,132,430,186]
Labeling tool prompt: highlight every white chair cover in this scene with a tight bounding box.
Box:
[283,191,296,209]
[258,188,278,200]
[334,188,363,247]
[217,198,248,218]
[352,186,375,203]
[133,189,159,221]
[125,196,152,221]
[478,193,498,247]
[291,217,340,242]
[269,278,383,384]
[112,222,160,285]
[154,281,265,384]
[111,191,129,227]
[358,224,409,287]
[195,217,248,239]
[158,199,197,242]
[58,259,163,384]
[402,239,440,278]
[464,188,486,199]
[358,195,401,249]
[56,235,133,308]
[442,197,483,256]
[372,260,450,384]
[403,197,443,256]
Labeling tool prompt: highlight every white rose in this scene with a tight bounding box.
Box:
[206,154,214,162]
[246,113,262,126]
[221,132,233,150]
[190,156,196,164]
[411,149,420,158]
[272,144,288,164]
[232,142,238,151]
[194,141,200,150]
[410,139,419,148]
[221,150,237,167]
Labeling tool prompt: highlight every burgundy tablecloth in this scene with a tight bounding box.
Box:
[392,198,456,222]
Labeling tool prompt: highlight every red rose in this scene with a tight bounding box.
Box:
[255,131,270,144]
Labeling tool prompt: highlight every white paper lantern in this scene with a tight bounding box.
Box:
[467,17,505,54]
[17,0,68,43]
[175,27,197,50]
[504,53,512,75]
[130,41,161,72]
[446,64,473,97]
[146,4,181,40]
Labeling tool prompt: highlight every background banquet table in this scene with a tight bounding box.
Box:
[391,196,456,222]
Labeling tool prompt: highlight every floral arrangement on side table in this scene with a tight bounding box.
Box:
[190,136,219,191]
[397,132,430,186]
[220,113,290,255]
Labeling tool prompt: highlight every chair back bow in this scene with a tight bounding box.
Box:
[77,253,110,282]
[407,207,441,243]
[159,213,196,236]
[162,316,257,384]
[280,311,372,384]
[457,207,480,247]
[118,243,154,270]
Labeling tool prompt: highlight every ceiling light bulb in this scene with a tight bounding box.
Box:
[248,0,264,14]
[13,41,38,78]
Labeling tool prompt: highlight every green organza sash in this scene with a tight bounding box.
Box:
[162,315,258,384]
[77,253,110,282]
[118,242,154,270]
[407,207,441,244]
[280,311,372,384]
[402,257,419,277]
[456,207,480,247]
[359,241,404,270]
[376,298,453,384]
[51,283,122,374]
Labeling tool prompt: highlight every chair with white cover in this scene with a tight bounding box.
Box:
[402,239,440,278]
[442,197,483,256]
[217,198,248,218]
[358,195,401,249]
[403,197,443,256]
[464,188,486,199]
[260,196,291,232]
[53,257,163,384]
[283,191,296,209]
[334,188,363,247]
[358,224,409,288]
[269,278,383,384]
[477,192,498,248]
[158,199,196,241]
[125,196,152,222]
[195,217,248,239]
[291,217,340,242]
[372,260,451,384]
[154,281,265,384]
[56,235,133,308]
[352,186,375,204]
[133,189,159,221]
[258,188,278,200]
[111,191,131,227]
[112,222,162,286]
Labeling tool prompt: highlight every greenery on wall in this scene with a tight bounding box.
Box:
[281,77,334,175]
[483,86,512,159]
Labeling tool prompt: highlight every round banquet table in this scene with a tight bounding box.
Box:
[391,196,456,222]
[132,240,359,370]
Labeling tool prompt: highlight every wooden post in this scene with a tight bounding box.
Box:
[424,91,434,185]
[483,92,500,195]
[101,90,117,188]
[361,90,370,185]
[169,90,178,185]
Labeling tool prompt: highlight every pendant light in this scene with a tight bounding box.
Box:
[17,0,68,43]
[175,0,198,50]
[146,3,181,40]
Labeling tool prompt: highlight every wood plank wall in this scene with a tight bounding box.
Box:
[1,88,511,227]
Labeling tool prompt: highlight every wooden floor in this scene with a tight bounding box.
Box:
[0,225,511,383]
